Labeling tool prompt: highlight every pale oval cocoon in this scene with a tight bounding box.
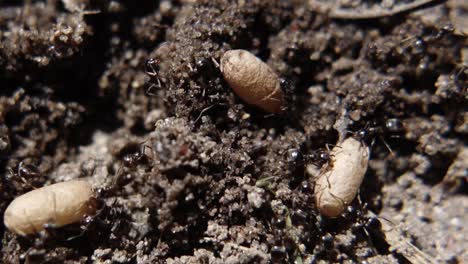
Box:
[314,137,370,217]
[4,180,96,236]
[220,49,285,113]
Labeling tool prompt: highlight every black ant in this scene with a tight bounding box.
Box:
[18,199,109,263]
[353,118,405,154]
[121,144,153,170]
[114,143,153,188]
[145,58,163,96]
[401,24,457,53]
[270,245,287,263]
[344,198,387,257]
[307,149,332,168]
[285,148,303,167]
[6,161,44,192]
[321,233,334,251]
[145,58,160,76]
[64,197,110,242]
[17,161,42,180]
[432,24,455,41]
[286,146,333,167]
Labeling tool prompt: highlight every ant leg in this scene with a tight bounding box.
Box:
[211,57,220,68]
[355,193,379,255]
[112,164,126,191]
[146,83,158,96]
[262,113,275,118]
[65,215,94,241]
[141,144,154,161]
[378,134,394,156]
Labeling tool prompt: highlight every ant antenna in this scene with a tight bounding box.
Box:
[378,134,394,156]
[146,83,161,96]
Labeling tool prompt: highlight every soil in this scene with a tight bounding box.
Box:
[0,0,466,263]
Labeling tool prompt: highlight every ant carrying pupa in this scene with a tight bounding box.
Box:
[6,183,110,263]
[4,180,98,236]
[353,117,405,155]
[314,118,406,217]
[285,145,334,172]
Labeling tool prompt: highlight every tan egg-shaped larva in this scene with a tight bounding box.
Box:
[220,49,285,113]
[314,137,370,217]
[4,180,97,236]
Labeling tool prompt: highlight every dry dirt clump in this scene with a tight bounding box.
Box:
[0,0,466,263]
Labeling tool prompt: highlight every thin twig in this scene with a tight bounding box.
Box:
[368,211,438,264]
[315,0,447,20]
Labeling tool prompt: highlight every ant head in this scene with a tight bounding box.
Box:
[82,215,95,226]
[18,162,41,178]
[321,233,334,250]
[357,128,368,139]
[145,58,160,77]
[122,154,135,168]
[354,127,374,145]
[385,118,404,133]
[279,78,291,89]
[270,245,287,261]
[318,151,330,162]
[145,58,160,67]
[306,149,331,167]
[286,148,303,164]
